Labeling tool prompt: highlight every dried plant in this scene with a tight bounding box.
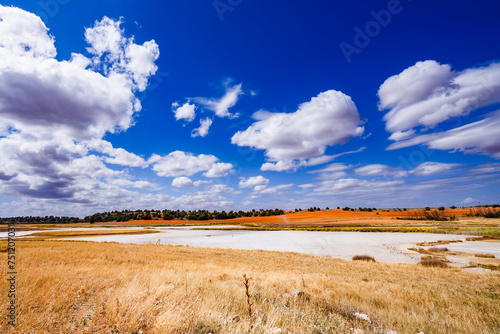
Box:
[242,273,253,318]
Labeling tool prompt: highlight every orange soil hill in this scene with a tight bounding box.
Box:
[84,208,471,227]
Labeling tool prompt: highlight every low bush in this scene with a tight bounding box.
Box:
[352,255,376,262]
[420,257,448,268]
[428,247,449,252]
[473,253,495,258]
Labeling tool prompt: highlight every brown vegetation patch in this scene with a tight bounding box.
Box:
[474,253,495,258]
[416,239,463,246]
[420,257,449,268]
[428,247,449,252]
[352,255,376,262]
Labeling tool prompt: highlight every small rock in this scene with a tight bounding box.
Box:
[354,312,371,323]
[387,331,399,334]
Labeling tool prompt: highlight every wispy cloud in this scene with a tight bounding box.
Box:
[194,82,243,118]
[379,60,500,132]
[387,111,500,159]
[379,60,500,159]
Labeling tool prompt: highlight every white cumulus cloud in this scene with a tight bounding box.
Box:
[172,102,196,122]
[171,177,210,188]
[0,6,159,204]
[238,176,270,191]
[149,151,233,178]
[191,117,213,138]
[231,90,364,171]
[89,140,147,167]
[203,162,233,178]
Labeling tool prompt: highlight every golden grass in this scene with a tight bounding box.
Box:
[1,240,499,333]
[474,253,496,259]
[416,239,463,246]
[25,229,161,239]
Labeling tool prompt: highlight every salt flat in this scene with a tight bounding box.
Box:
[7,226,497,264]
[62,226,493,264]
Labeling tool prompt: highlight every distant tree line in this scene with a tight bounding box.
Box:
[83,208,284,223]
[3,204,498,224]
[0,208,285,224]
[0,216,81,224]
[341,207,377,212]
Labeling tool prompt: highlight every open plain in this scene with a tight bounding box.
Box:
[2,209,499,333]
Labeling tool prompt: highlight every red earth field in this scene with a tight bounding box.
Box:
[81,208,473,227]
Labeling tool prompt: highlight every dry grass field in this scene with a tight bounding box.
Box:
[1,239,499,333]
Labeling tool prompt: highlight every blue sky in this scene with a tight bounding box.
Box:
[0,0,499,217]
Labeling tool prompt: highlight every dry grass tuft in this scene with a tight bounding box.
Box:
[416,239,462,246]
[352,255,376,262]
[474,253,496,258]
[420,256,448,268]
[429,247,449,252]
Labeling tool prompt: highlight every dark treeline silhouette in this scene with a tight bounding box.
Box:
[0,208,285,224]
[0,216,81,224]
[341,207,376,212]
[84,208,284,223]
[3,205,498,224]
